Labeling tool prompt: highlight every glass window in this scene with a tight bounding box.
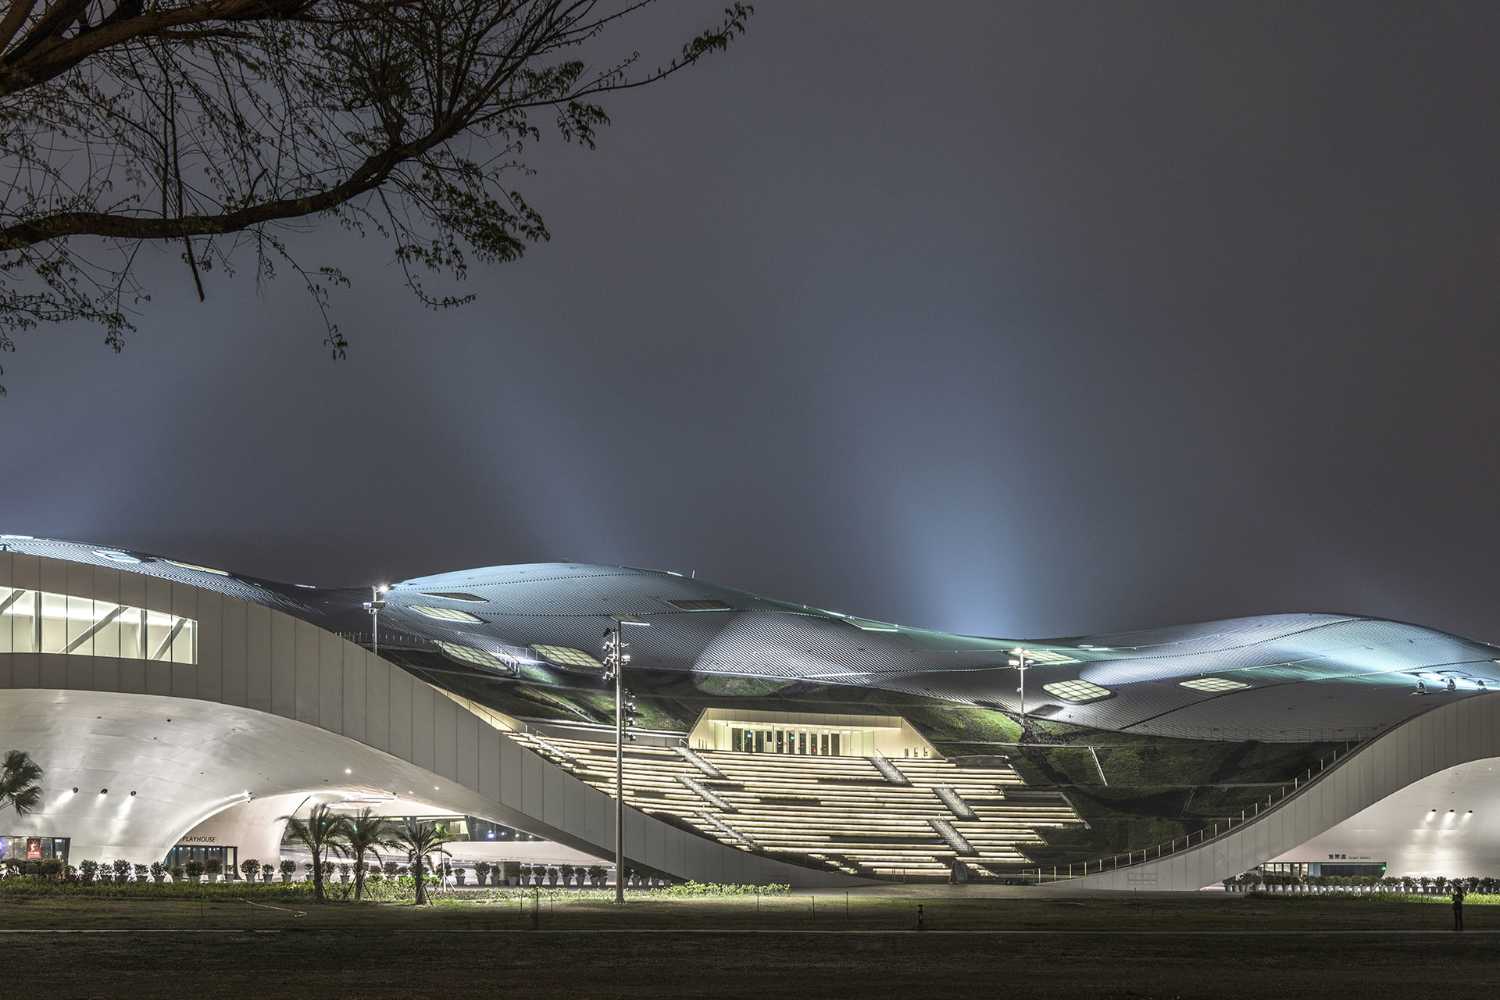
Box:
[40,591,67,653]
[753,730,764,753]
[0,587,195,664]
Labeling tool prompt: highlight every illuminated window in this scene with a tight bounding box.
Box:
[420,591,486,603]
[531,644,603,669]
[667,599,732,612]
[1040,679,1113,703]
[1180,677,1250,693]
[0,586,195,663]
[435,640,513,672]
[407,605,486,624]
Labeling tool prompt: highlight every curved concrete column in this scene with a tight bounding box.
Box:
[1042,692,1500,891]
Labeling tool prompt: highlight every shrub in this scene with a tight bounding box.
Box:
[384,862,399,878]
[474,862,491,886]
[589,865,607,888]
[112,859,131,883]
[241,859,261,883]
[262,864,275,883]
[170,865,185,882]
[134,864,148,883]
[150,862,166,883]
[185,860,204,882]
[79,860,98,884]
[205,858,223,881]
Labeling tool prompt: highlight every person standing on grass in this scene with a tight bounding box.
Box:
[1452,886,1465,932]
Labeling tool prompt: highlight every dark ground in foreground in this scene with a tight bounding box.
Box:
[3,892,1494,999]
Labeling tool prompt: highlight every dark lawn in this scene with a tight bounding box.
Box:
[1,891,1492,999]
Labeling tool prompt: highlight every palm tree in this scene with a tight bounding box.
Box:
[0,750,43,817]
[280,803,350,903]
[391,818,450,906]
[344,808,397,901]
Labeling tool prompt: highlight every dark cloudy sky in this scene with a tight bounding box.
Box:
[3,2,1498,643]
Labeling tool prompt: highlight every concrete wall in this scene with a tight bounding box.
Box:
[1042,692,1500,890]
[0,553,863,887]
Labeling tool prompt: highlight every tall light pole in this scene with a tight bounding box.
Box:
[1008,647,1030,720]
[603,616,650,904]
[363,584,389,656]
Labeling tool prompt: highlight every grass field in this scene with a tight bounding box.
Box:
[2,889,1495,999]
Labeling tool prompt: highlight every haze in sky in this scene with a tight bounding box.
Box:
[3,2,1497,643]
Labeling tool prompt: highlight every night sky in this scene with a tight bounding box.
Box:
[3,3,1498,644]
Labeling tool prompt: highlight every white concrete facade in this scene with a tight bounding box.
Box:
[0,553,864,887]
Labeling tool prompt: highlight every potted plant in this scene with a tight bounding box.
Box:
[135,864,149,883]
[260,864,273,883]
[504,861,521,887]
[589,865,607,889]
[79,859,98,884]
[205,858,223,883]
[241,859,260,883]
[338,863,351,884]
[384,861,399,878]
[170,864,186,882]
[454,866,467,886]
[474,862,491,886]
[182,860,203,883]
[151,862,166,884]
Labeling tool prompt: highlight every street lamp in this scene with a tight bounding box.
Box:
[602,616,651,903]
[362,584,389,656]
[1008,647,1030,719]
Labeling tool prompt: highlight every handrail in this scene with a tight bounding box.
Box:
[1024,697,1481,884]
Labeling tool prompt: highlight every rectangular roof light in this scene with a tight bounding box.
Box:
[420,591,487,603]
[1041,679,1113,703]
[1180,677,1251,693]
[531,644,604,669]
[408,605,487,624]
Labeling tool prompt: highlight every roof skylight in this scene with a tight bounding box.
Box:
[531,644,604,669]
[1040,679,1113,703]
[164,559,229,576]
[667,599,732,612]
[847,617,899,632]
[407,605,486,624]
[1180,677,1251,693]
[435,640,513,672]
[420,591,487,603]
[93,550,141,564]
